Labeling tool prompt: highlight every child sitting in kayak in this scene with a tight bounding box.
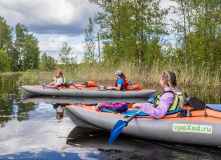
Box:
[48,69,66,87]
[132,71,183,119]
[107,70,129,91]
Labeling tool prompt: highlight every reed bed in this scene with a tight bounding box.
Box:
[1,62,220,103]
[13,61,220,89]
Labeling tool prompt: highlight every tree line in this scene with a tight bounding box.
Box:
[0,16,77,72]
[85,0,221,70]
[0,17,40,71]
[1,0,221,73]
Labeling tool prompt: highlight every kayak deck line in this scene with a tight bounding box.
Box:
[66,104,221,123]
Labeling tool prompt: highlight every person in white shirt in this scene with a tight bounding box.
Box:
[48,69,65,87]
[53,104,65,120]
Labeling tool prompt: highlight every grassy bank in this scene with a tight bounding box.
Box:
[16,60,220,89]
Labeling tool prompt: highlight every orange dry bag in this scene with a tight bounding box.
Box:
[85,81,96,87]
[127,84,141,90]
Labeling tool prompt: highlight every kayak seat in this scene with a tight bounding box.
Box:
[123,108,181,116]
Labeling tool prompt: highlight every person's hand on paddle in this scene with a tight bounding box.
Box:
[106,87,116,90]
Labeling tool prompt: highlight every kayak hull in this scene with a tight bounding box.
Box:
[66,105,221,146]
[21,85,157,98]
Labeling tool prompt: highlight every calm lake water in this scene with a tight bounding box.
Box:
[0,75,220,160]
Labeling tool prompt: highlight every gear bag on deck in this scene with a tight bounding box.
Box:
[97,102,128,114]
[85,81,96,87]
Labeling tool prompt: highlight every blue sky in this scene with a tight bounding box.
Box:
[0,0,177,63]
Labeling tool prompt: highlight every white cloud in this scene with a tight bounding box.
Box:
[160,0,178,9]
[0,0,101,35]
[0,0,179,63]
[39,42,61,52]
[71,43,85,54]
[48,36,70,43]
[38,39,86,63]
[39,38,85,53]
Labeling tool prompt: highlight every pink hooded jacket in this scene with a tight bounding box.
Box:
[140,88,180,119]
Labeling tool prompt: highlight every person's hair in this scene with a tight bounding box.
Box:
[56,112,64,120]
[161,71,177,87]
[162,71,183,108]
[120,73,125,78]
[56,69,63,78]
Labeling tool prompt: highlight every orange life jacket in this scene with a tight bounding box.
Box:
[115,76,128,90]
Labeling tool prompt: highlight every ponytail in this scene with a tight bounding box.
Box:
[120,73,125,78]
[163,71,183,109]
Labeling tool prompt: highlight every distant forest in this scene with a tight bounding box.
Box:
[0,0,220,73]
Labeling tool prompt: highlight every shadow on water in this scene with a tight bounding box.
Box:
[0,74,220,159]
[67,126,221,160]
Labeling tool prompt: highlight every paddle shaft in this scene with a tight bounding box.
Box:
[125,110,142,124]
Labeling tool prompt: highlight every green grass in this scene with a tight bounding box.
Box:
[16,61,220,89]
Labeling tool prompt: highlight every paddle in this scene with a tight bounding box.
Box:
[109,110,142,145]
[185,93,206,110]
[42,83,45,89]
[42,84,60,90]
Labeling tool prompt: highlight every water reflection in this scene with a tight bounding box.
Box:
[0,95,34,127]
[67,126,174,160]
[0,74,221,159]
[22,95,148,104]
[0,101,77,159]
[53,103,66,120]
[66,126,221,160]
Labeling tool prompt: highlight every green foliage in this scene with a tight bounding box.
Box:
[90,0,168,65]
[18,70,41,85]
[22,35,40,70]
[0,50,10,72]
[0,17,13,51]
[15,23,40,71]
[83,18,97,63]
[0,17,17,71]
[14,23,28,70]
[87,0,221,73]
[0,0,220,87]
[15,23,28,49]
[39,53,57,71]
[59,42,77,65]
[170,0,221,70]
[0,20,40,71]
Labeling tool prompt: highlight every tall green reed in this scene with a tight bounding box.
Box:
[16,60,220,89]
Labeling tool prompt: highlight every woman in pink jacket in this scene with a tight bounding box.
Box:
[133,71,183,119]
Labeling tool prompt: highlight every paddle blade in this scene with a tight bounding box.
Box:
[109,120,127,145]
[189,97,205,110]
